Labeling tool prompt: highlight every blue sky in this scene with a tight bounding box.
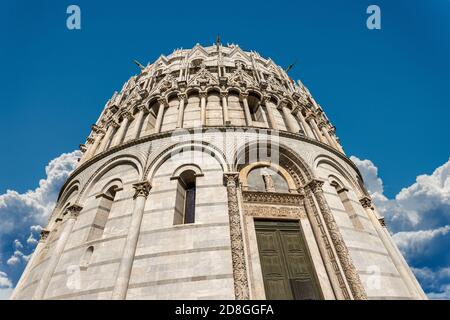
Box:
[0,0,449,299]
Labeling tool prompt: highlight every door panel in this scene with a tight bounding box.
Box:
[255,220,322,300]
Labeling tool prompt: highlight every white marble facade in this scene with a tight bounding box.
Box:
[11,43,426,300]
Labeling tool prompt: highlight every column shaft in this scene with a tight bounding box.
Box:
[308,117,327,143]
[281,106,298,133]
[221,92,230,125]
[33,205,82,300]
[241,95,253,126]
[200,92,207,126]
[263,98,277,130]
[132,108,146,140]
[111,182,151,300]
[113,115,131,147]
[296,110,314,138]
[98,125,115,152]
[176,94,186,128]
[154,100,166,133]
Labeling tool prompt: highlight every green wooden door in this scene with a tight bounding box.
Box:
[255,220,322,300]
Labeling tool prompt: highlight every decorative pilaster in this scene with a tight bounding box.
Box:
[294,107,315,138]
[98,120,119,152]
[155,98,167,133]
[262,96,277,130]
[33,204,83,300]
[113,111,133,146]
[279,102,298,133]
[131,105,147,140]
[306,114,326,143]
[224,173,250,300]
[177,93,187,128]
[240,93,253,127]
[220,91,230,125]
[318,121,336,147]
[199,91,207,126]
[112,181,151,300]
[305,180,367,300]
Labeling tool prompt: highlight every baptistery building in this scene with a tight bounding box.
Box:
[11,43,426,300]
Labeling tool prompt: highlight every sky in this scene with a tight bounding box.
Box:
[0,0,449,299]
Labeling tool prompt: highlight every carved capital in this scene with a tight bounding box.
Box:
[378,217,386,227]
[79,144,87,153]
[157,97,168,107]
[224,172,239,187]
[199,91,208,99]
[239,92,248,101]
[91,124,102,133]
[39,229,50,242]
[132,181,152,199]
[359,196,372,209]
[136,104,147,112]
[220,91,228,99]
[305,179,325,193]
[66,204,83,219]
[108,119,120,129]
[177,93,187,101]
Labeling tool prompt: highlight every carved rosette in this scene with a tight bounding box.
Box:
[306,180,367,300]
[132,181,151,199]
[224,172,250,300]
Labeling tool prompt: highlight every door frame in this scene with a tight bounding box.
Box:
[241,192,336,299]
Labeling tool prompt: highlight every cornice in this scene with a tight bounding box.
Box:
[58,126,362,203]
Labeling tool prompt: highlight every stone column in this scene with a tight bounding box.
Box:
[306,114,326,143]
[112,181,151,300]
[176,93,186,128]
[154,98,167,133]
[263,96,277,130]
[131,105,147,140]
[329,127,346,154]
[84,129,104,160]
[280,103,298,133]
[10,229,50,300]
[319,121,336,147]
[98,121,118,152]
[359,197,426,299]
[294,107,315,138]
[112,112,133,147]
[224,173,250,300]
[200,91,207,127]
[306,180,367,300]
[33,204,83,300]
[240,93,253,127]
[221,91,230,125]
[302,192,349,300]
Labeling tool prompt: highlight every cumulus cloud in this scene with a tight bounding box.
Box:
[0,271,13,300]
[351,156,450,299]
[0,150,80,297]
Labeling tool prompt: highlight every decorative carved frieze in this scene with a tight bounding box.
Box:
[224,172,250,300]
[242,191,303,206]
[243,204,306,219]
[66,204,83,219]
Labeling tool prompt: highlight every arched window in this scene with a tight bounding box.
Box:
[247,167,289,193]
[87,185,119,241]
[247,94,268,127]
[174,170,197,225]
[80,246,94,271]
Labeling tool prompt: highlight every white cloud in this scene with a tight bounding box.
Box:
[0,150,80,290]
[0,271,13,300]
[26,233,38,246]
[13,240,23,249]
[352,156,450,299]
